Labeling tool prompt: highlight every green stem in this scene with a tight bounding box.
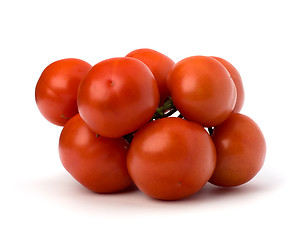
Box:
[152,97,177,120]
[61,114,70,120]
[123,132,135,144]
[124,98,178,144]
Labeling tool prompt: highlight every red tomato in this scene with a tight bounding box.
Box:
[126,48,175,106]
[127,117,216,200]
[77,57,160,138]
[211,57,245,113]
[168,56,237,127]
[35,58,91,126]
[59,114,132,193]
[209,113,266,187]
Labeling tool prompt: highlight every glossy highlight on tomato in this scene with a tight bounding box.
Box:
[168,56,237,127]
[59,114,132,193]
[35,58,91,126]
[35,49,266,200]
[127,117,216,200]
[77,57,160,138]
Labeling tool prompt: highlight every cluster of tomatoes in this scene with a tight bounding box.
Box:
[35,48,266,201]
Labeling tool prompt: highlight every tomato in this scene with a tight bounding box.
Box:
[126,48,175,106]
[211,57,245,113]
[209,113,266,187]
[35,58,91,126]
[168,56,237,127]
[77,57,160,138]
[59,114,132,193]
[127,117,216,200]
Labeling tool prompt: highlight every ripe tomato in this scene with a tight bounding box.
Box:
[59,114,132,193]
[209,113,266,187]
[77,57,160,138]
[35,58,91,126]
[126,48,175,106]
[168,56,237,127]
[127,117,216,200]
[211,57,245,113]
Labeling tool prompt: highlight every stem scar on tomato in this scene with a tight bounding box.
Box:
[61,114,71,120]
[107,79,114,86]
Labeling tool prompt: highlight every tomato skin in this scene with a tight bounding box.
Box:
[127,117,216,200]
[168,56,237,127]
[35,58,92,126]
[77,57,160,138]
[59,114,132,193]
[126,48,175,106]
[209,113,266,187]
[211,57,244,113]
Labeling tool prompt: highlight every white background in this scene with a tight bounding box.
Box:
[1,0,303,239]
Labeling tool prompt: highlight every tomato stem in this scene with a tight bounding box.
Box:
[177,113,184,119]
[152,97,177,120]
[124,98,179,144]
[123,132,135,144]
[207,127,214,136]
